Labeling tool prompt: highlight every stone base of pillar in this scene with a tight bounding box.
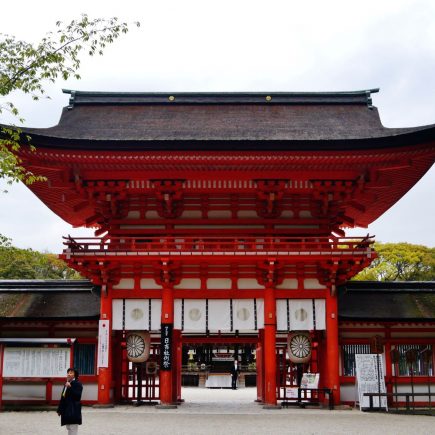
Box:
[93,404,115,408]
[156,404,178,409]
[262,404,282,409]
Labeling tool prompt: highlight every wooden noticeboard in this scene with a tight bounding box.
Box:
[3,347,70,377]
[355,354,387,410]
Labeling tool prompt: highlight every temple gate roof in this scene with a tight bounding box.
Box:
[14,89,435,150]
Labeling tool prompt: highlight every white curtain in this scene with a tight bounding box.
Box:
[112,299,123,330]
[150,299,162,330]
[112,299,155,330]
[314,299,326,330]
[276,299,326,331]
[289,299,314,330]
[208,300,232,331]
[233,299,255,331]
[276,299,288,331]
[184,299,207,331]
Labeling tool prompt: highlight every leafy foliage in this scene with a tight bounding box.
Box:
[353,242,435,281]
[0,14,139,184]
[0,241,82,279]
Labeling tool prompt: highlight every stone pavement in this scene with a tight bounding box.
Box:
[0,387,433,435]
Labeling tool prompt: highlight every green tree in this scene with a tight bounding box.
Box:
[353,242,435,281]
[1,14,139,184]
[0,241,81,279]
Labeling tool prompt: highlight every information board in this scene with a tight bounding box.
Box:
[97,319,110,368]
[3,347,70,377]
[355,354,387,410]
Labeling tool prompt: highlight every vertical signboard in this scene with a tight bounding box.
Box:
[97,320,110,368]
[355,353,387,410]
[160,323,173,370]
[3,348,70,377]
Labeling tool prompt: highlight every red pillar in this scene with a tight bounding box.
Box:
[46,380,53,405]
[172,329,182,403]
[384,328,393,400]
[256,330,264,403]
[112,332,122,403]
[263,285,279,407]
[159,284,175,406]
[97,292,113,406]
[325,289,340,404]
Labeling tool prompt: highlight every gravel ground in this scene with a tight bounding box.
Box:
[0,388,433,435]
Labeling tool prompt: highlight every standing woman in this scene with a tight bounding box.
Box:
[57,368,83,435]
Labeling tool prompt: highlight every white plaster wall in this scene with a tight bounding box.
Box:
[126,211,140,219]
[140,279,162,289]
[113,278,135,290]
[207,278,232,289]
[237,278,264,289]
[299,210,312,218]
[237,211,257,218]
[276,279,298,289]
[340,384,357,403]
[51,383,98,401]
[304,278,327,289]
[174,278,201,289]
[81,383,98,401]
[208,210,232,219]
[145,211,160,219]
[180,210,202,218]
[3,383,45,400]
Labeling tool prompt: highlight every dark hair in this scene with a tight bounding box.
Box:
[67,367,79,379]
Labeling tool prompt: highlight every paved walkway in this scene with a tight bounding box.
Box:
[0,388,433,435]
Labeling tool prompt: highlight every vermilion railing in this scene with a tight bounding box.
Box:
[63,235,375,256]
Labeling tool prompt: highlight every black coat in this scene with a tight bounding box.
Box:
[57,379,83,426]
[230,364,240,378]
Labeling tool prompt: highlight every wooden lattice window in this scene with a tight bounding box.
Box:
[342,344,370,376]
[73,343,96,375]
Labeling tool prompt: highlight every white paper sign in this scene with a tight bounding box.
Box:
[3,347,70,377]
[355,354,387,410]
[301,373,320,389]
[97,319,110,368]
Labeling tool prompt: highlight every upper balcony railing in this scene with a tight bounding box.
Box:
[62,235,375,258]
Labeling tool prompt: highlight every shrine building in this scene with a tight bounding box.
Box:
[0,89,434,409]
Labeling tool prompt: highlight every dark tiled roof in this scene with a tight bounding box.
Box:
[1,280,434,323]
[14,89,435,150]
[339,281,435,322]
[0,280,99,319]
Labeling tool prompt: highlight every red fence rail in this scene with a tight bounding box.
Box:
[63,235,375,256]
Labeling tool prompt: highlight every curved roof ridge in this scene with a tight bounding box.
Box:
[63,88,380,107]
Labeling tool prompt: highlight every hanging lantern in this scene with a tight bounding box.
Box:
[370,335,384,354]
[405,348,418,366]
[126,331,151,363]
[288,332,312,364]
[390,349,400,364]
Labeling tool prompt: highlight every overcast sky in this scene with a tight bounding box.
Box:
[1,0,434,252]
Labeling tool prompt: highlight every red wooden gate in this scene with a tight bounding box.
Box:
[119,342,160,403]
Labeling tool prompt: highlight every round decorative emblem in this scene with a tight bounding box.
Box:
[295,308,308,321]
[131,308,144,321]
[237,308,250,321]
[126,331,150,363]
[188,308,201,321]
[288,332,312,364]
